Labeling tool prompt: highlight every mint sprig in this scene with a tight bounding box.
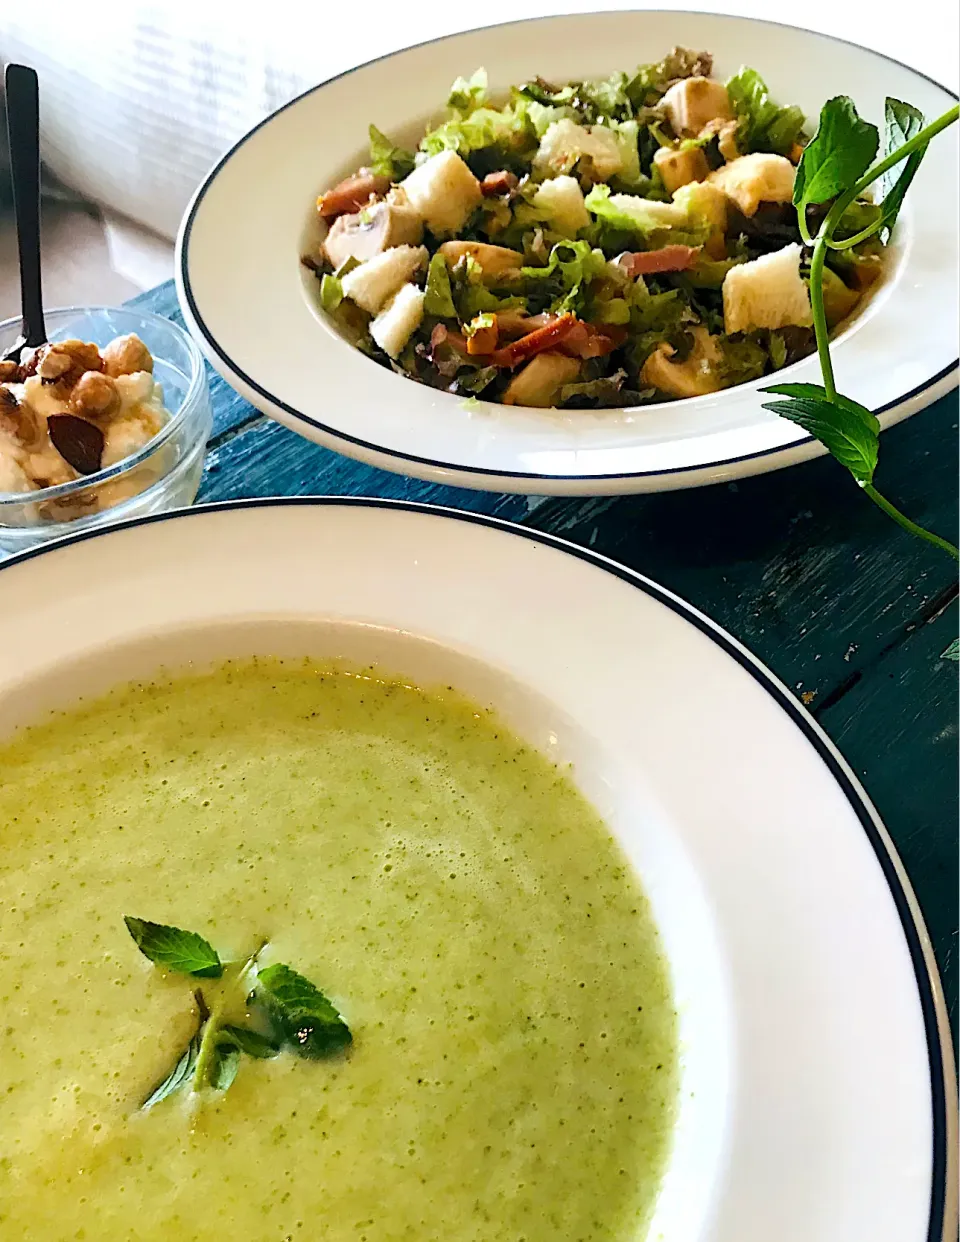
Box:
[125,918,350,1109]
[762,97,960,561]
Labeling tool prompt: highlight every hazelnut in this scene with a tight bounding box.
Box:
[70,370,120,420]
[102,334,153,378]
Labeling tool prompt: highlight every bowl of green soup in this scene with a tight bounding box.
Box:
[0,499,948,1241]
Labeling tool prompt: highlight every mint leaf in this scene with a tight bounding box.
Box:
[220,1025,280,1059]
[761,386,878,483]
[256,964,352,1059]
[763,381,877,428]
[208,1041,241,1093]
[794,97,879,211]
[141,1032,201,1109]
[124,917,223,977]
[877,98,926,238]
[941,639,960,662]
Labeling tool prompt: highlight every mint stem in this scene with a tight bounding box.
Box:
[191,943,266,1092]
[848,104,959,203]
[807,232,837,402]
[861,484,959,559]
[192,994,226,1091]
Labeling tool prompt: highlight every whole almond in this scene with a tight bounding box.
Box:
[47,414,105,475]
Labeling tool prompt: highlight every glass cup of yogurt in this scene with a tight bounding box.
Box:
[0,305,212,555]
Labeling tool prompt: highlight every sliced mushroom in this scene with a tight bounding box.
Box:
[439,240,524,284]
[502,352,581,407]
[323,199,424,269]
[640,327,723,399]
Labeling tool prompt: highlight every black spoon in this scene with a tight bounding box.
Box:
[3,63,46,363]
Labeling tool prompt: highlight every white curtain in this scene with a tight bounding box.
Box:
[1,0,956,242]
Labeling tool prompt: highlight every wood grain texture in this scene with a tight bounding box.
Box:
[137,279,959,1024]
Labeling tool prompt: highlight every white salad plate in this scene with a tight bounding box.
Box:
[0,497,955,1240]
[176,11,958,495]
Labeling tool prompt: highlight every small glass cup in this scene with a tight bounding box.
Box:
[0,305,212,555]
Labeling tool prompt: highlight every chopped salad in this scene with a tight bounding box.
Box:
[307,48,887,409]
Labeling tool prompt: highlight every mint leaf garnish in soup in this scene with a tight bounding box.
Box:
[124,916,223,978]
[125,918,350,1108]
[207,1041,241,1094]
[141,1030,202,1110]
[256,963,353,1059]
[219,1025,281,1059]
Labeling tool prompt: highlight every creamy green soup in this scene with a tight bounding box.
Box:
[0,658,677,1240]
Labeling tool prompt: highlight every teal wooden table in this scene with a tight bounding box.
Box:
[137,279,959,1032]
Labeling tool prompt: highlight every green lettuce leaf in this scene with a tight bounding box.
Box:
[584,184,710,248]
[833,198,883,240]
[423,253,457,318]
[627,279,689,332]
[716,334,769,384]
[625,47,711,107]
[319,273,343,313]
[578,72,632,120]
[515,79,578,107]
[726,68,805,155]
[454,280,526,321]
[368,124,415,180]
[686,256,745,288]
[520,239,607,315]
[559,371,629,405]
[456,365,500,394]
[511,93,580,137]
[447,68,488,116]
[420,106,531,160]
[605,119,642,188]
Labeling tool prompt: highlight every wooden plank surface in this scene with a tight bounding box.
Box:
[138,280,959,1025]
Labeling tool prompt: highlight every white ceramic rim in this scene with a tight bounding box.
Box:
[0,495,955,1240]
[176,10,959,496]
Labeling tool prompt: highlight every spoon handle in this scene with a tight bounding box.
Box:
[5,64,46,348]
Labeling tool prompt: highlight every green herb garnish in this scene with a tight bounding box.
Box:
[141,1028,202,1109]
[761,97,960,560]
[123,916,223,977]
[126,918,349,1109]
[256,963,353,1058]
